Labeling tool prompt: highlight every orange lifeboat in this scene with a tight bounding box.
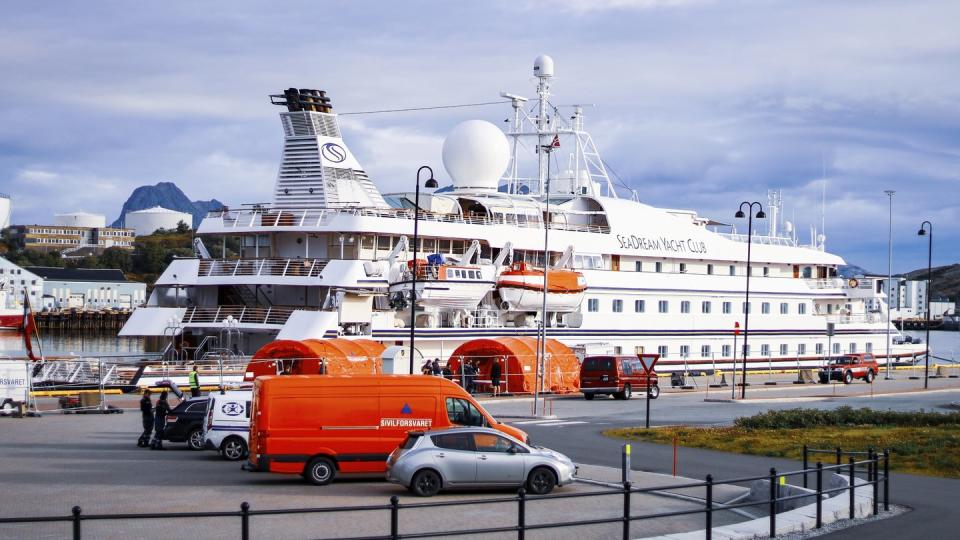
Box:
[496,261,587,312]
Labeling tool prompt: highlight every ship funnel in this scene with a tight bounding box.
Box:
[272,88,333,113]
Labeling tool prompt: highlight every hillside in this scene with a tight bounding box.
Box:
[111,182,224,228]
[904,263,960,302]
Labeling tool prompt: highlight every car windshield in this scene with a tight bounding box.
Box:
[828,357,855,366]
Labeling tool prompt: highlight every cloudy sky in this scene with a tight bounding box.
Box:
[1,0,957,273]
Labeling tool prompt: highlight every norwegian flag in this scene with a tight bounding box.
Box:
[22,290,42,361]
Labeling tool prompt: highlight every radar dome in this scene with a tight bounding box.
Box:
[533,55,554,78]
[441,120,509,192]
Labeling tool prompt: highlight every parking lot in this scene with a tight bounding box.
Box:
[0,412,751,540]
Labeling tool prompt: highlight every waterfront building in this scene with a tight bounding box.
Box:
[4,224,134,255]
[123,206,192,236]
[25,267,146,310]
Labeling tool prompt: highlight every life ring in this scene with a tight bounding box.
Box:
[847,278,859,288]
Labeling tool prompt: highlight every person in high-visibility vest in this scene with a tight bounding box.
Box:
[188,365,201,397]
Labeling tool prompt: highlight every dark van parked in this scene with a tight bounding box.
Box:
[580,356,659,400]
[163,397,209,450]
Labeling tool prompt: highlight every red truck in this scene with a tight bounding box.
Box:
[818,353,879,384]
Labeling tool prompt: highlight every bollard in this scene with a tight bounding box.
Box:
[815,462,823,529]
[872,451,879,515]
[622,444,631,484]
[769,468,777,537]
[240,502,250,540]
[835,446,842,466]
[390,496,400,540]
[883,449,890,512]
[705,474,713,540]
[72,506,82,540]
[517,488,526,540]
[802,445,808,488]
[848,457,855,519]
[622,481,631,540]
[672,436,678,476]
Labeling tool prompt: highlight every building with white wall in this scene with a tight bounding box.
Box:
[0,193,10,229]
[25,267,146,310]
[123,206,192,236]
[0,257,43,308]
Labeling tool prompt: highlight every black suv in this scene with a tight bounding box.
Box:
[162,397,209,450]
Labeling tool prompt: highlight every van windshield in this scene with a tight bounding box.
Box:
[446,398,486,427]
[582,358,614,371]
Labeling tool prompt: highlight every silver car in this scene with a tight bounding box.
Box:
[385,427,577,497]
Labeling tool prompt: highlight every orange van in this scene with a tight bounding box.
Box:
[247,375,527,485]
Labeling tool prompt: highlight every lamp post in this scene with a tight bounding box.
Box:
[917,221,933,389]
[735,201,765,399]
[884,190,895,380]
[408,166,438,374]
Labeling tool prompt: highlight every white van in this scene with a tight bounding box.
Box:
[203,390,251,461]
[1,361,29,416]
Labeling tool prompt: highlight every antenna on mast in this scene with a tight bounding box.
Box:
[533,55,554,197]
[820,153,827,250]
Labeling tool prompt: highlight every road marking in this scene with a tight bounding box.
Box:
[510,419,565,425]
[540,421,588,427]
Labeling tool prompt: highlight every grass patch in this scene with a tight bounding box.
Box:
[605,407,960,478]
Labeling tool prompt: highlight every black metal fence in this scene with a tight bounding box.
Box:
[0,448,889,540]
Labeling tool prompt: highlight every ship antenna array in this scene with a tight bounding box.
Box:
[338,101,510,116]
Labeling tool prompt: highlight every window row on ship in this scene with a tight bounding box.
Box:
[585,298,812,315]
[640,340,875,360]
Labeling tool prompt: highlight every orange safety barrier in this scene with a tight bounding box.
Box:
[245,338,384,381]
[445,336,581,394]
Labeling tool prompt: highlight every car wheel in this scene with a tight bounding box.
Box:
[843,371,853,385]
[186,429,205,451]
[583,393,595,400]
[647,385,660,399]
[221,437,247,461]
[527,467,557,495]
[865,370,875,383]
[621,384,632,400]
[305,457,337,486]
[410,469,442,497]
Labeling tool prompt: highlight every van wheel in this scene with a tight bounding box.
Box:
[647,385,660,399]
[221,437,247,461]
[186,429,205,451]
[583,393,595,400]
[616,384,632,400]
[305,457,337,486]
[527,467,557,495]
[411,469,442,497]
[843,371,854,385]
[865,370,875,384]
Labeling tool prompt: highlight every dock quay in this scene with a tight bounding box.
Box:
[33,309,133,330]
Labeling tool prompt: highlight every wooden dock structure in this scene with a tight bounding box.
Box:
[34,309,133,331]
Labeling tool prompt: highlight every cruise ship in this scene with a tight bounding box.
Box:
[119,56,925,373]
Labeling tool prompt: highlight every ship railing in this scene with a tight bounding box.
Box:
[805,278,844,289]
[815,313,882,324]
[209,206,611,234]
[716,232,798,246]
[197,258,327,278]
[181,305,315,326]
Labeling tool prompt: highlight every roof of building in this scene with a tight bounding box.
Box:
[127,206,191,215]
[24,266,130,283]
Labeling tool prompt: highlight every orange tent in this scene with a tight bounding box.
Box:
[446,337,580,394]
[245,338,384,381]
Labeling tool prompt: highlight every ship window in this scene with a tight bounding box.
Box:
[361,235,374,250]
[763,267,770,277]
[679,263,687,273]
[453,240,465,255]
[680,345,690,358]
[441,239,453,253]
[701,345,711,357]
[802,266,812,278]
[680,301,690,314]
[798,344,806,355]
[833,343,841,354]
[377,236,391,250]
[722,302,732,314]
[742,302,751,314]
[780,303,789,315]
[655,262,662,273]
[702,301,711,314]
[798,303,807,315]
[761,344,770,356]
[635,261,642,272]
[446,269,455,279]
[587,298,599,312]
[729,265,736,276]
[658,300,669,313]
[816,343,824,355]
[423,238,437,253]
[780,344,788,356]
[761,302,771,314]
[849,343,857,353]
[634,300,645,313]
[722,345,731,357]
[469,270,477,279]
[612,299,623,313]
[658,345,668,358]
[866,342,873,353]
[707,264,714,275]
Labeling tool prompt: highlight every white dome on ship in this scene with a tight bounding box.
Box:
[442,120,509,192]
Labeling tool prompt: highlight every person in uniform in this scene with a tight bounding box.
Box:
[138,389,153,447]
[490,359,503,397]
[188,365,201,397]
[150,391,171,450]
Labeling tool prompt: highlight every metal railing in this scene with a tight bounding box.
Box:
[197,258,327,278]
[180,306,316,326]
[0,448,889,540]
[208,206,611,234]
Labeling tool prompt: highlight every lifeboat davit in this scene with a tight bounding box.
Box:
[496,262,587,312]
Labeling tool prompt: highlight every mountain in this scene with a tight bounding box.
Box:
[838,264,875,278]
[903,263,960,302]
[111,182,224,229]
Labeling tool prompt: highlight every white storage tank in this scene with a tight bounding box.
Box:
[54,211,106,229]
[124,206,193,236]
[0,194,9,229]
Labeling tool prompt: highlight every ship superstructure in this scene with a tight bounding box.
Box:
[120,57,925,371]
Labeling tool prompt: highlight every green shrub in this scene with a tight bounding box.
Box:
[733,406,960,429]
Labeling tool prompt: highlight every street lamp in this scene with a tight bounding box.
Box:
[917,221,933,389]
[409,165,438,374]
[884,190,895,380]
[735,201,765,399]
